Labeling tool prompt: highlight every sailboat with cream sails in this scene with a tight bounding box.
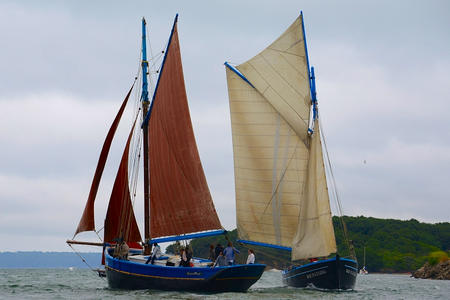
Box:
[359,246,368,274]
[225,12,358,290]
[67,15,265,292]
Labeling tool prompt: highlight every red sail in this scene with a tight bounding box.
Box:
[74,84,134,236]
[104,119,142,245]
[147,21,222,238]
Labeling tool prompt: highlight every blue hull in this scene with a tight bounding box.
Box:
[105,250,265,292]
[282,256,357,290]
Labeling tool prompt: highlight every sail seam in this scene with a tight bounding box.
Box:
[236,188,302,195]
[235,177,305,183]
[259,53,309,107]
[268,44,303,57]
[266,47,309,82]
[235,166,307,172]
[233,145,306,149]
[246,61,309,129]
[237,229,297,236]
[237,202,301,207]
[298,211,332,221]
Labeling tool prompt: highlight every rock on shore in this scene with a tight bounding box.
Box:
[412,260,450,280]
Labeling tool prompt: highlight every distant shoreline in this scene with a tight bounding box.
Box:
[0,251,101,269]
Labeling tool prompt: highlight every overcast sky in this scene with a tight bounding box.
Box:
[0,0,449,252]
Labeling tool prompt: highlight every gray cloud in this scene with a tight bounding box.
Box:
[0,0,449,251]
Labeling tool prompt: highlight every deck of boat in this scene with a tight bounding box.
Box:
[105,248,266,292]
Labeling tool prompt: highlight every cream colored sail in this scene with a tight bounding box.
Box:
[291,119,336,260]
[225,15,336,260]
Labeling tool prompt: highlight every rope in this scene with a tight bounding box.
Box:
[318,117,355,260]
[67,243,106,281]
[94,229,103,242]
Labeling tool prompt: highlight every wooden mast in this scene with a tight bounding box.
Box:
[141,17,151,255]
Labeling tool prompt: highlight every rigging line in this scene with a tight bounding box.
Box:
[95,227,104,244]
[146,20,155,84]
[135,49,143,93]
[131,82,140,129]
[117,113,141,241]
[149,52,163,69]
[128,114,143,239]
[318,117,352,257]
[130,117,142,206]
[94,230,103,242]
[130,129,140,187]
[147,51,164,94]
[67,243,105,281]
[129,111,142,178]
[125,111,142,240]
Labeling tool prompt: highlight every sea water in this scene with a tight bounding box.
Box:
[0,268,448,299]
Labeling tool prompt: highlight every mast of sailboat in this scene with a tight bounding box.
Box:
[363,246,366,267]
[141,17,151,254]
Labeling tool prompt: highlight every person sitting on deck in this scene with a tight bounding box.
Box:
[246,249,255,264]
[223,242,240,265]
[113,238,129,260]
[185,245,193,267]
[208,244,215,262]
[212,250,227,267]
[179,247,189,267]
[112,239,121,258]
[119,240,129,260]
[145,242,161,264]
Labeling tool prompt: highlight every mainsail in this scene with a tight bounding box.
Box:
[225,14,336,260]
[145,17,222,238]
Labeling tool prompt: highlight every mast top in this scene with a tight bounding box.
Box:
[141,17,149,103]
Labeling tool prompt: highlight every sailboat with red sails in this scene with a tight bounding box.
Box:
[67,15,265,292]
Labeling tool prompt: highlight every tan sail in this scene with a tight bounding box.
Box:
[226,15,336,260]
[292,120,336,260]
[226,66,308,248]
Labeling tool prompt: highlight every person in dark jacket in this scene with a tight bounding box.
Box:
[214,243,223,259]
[213,250,227,267]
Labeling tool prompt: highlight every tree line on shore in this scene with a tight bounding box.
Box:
[167,216,449,273]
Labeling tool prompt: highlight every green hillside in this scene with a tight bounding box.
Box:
[336,216,449,272]
[166,216,449,273]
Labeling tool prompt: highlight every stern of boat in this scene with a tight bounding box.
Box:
[282,255,357,290]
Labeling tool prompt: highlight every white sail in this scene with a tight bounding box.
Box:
[226,15,336,260]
